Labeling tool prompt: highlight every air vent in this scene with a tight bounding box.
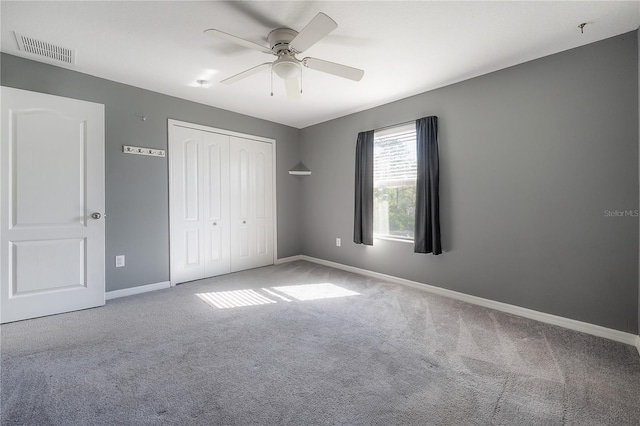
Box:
[13,32,76,65]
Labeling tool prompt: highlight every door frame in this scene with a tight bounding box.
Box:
[167,119,277,286]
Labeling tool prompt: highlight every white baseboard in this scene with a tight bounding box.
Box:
[275,255,304,265]
[287,255,639,348]
[106,281,171,300]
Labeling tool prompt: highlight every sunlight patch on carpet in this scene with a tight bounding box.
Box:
[197,289,276,309]
[261,287,293,302]
[272,283,360,301]
[197,283,359,309]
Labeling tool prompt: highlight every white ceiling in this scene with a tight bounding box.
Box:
[2,1,639,129]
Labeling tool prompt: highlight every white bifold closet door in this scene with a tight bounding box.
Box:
[170,126,231,284]
[169,122,274,285]
[229,136,274,273]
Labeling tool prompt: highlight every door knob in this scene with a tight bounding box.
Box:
[243,220,246,224]
[91,212,102,220]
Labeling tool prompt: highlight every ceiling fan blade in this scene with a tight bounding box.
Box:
[289,12,337,53]
[285,78,301,100]
[303,57,364,81]
[221,63,272,84]
[204,29,273,55]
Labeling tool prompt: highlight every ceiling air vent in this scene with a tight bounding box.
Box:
[13,32,76,65]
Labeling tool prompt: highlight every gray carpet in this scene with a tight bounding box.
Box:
[1,260,639,425]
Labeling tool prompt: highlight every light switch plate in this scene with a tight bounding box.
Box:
[115,255,125,268]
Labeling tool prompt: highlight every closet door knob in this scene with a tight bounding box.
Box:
[213,222,217,226]
[243,220,246,224]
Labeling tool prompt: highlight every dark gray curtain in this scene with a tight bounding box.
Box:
[353,130,374,245]
[415,116,442,254]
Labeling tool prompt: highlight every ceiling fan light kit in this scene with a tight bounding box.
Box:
[204,12,364,100]
[272,56,300,80]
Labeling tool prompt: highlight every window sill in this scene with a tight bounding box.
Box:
[374,236,414,244]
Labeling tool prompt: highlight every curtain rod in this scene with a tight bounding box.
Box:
[373,119,417,133]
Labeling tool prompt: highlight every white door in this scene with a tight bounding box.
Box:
[230,137,274,272]
[203,131,231,277]
[169,125,230,285]
[0,87,105,323]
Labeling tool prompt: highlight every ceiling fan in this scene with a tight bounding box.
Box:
[204,12,364,99]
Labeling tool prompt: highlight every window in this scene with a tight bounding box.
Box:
[373,123,417,240]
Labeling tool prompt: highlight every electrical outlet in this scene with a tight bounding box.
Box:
[115,255,125,268]
[336,238,341,247]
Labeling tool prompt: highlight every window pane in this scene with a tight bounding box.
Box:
[373,126,417,240]
[374,185,416,239]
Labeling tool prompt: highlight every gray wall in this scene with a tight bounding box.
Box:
[1,53,301,292]
[300,32,639,333]
[2,31,639,334]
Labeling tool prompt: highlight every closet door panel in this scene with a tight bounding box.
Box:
[230,137,273,272]
[251,141,273,267]
[256,222,267,256]
[184,140,200,221]
[170,126,205,284]
[239,149,250,218]
[203,132,230,277]
[230,138,253,272]
[239,227,250,257]
[206,143,222,220]
[185,229,200,265]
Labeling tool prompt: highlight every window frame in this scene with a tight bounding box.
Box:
[372,123,417,242]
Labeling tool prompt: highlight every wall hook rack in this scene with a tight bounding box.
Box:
[123,145,165,157]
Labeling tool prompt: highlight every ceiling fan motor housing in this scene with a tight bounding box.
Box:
[268,28,298,54]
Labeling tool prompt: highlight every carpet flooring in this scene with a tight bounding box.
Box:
[1,260,639,425]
